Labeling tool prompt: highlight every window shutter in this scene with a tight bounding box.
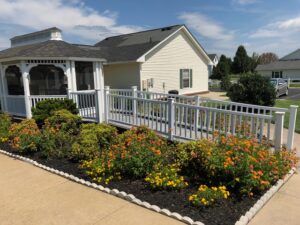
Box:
[180,69,183,89]
[190,69,193,88]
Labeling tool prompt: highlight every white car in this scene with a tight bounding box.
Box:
[270,78,288,97]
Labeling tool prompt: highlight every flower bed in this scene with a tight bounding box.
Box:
[0,110,298,225]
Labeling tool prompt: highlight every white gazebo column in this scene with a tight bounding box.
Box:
[0,63,8,112]
[70,61,77,91]
[93,61,105,122]
[65,60,73,93]
[21,61,32,118]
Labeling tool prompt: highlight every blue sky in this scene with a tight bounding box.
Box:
[1,0,300,57]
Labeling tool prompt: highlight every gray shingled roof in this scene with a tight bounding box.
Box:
[280,49,300,60]
[0,25,187,62]
[208,54,217,61]
[94,25,183,62]
[0,40,104,60]
[256,60,300,71]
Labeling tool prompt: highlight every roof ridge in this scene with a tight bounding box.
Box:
[95,24,184,43]
[11,27,62,41]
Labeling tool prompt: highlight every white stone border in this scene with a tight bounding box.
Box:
[0,149,296,225]
[234,167,296,225]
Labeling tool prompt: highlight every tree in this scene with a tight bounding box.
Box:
[249,52,259,72]
[232,45,251,74]
[210,54,230,79]
[257,52,279,65]
[227,74,276,106]
[220,75,231,91]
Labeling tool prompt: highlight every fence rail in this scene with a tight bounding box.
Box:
[4,86,297,151]
[29,95,67,109]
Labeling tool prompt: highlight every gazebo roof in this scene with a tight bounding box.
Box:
[0,40,105,61]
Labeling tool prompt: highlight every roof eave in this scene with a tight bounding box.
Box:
[0,56,106,63]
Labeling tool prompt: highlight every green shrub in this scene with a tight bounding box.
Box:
[70,123,117,161]
[145,163,188,190]
[45,109,81,134]
[39,110,81,159]
[227,74,276,106]
[0,113,12,142]
[220,75,231,91]
[189,185,230,206]
[9,119,41,153]
[112,126,166,179]
[32,99,78,124]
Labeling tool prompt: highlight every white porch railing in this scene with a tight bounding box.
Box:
[68,90,100,121]
[29,95,67,109]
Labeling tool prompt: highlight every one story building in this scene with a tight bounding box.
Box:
[256,49,300,81]
[0,25,212,118]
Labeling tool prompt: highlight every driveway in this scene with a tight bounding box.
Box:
[280,88,300,100]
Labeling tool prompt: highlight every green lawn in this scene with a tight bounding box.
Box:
[289,84,300,88]
[275,99,300,133]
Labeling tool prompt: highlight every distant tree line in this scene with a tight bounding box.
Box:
[210,45,278,80]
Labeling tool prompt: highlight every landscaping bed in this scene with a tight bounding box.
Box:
[0,100,297,225]
[0,141,261,225]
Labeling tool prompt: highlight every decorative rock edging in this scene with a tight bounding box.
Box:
[0,149,296,225]
[234,167,296,225]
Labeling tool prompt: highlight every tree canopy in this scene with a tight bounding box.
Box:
[258,52,279,65]
[232,45,251,74]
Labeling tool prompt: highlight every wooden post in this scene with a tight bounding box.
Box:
[168,98,175,141]
[287,105,298,150]
[274,111,285,151]
[131,86,137,125]
[104,86,110,123]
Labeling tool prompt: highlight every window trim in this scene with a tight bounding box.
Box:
[180,69,193,89]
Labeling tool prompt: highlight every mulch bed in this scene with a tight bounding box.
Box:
[0,142,262,225]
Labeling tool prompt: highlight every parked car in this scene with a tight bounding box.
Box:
[270,78,288,97]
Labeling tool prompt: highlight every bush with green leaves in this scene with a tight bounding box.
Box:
[0,113,12,142]
[227,74,276,106]
[220,75,231,91]
[70,123,118,161]
[39,110,81,159]
[9,119,41,153]
[32,99,78,124]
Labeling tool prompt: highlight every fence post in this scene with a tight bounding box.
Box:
[131,86,137,125]
[274,111,285,151]
[95,89,102,123]
[287,105,298,150]
[66,89,71,99]
[168,98,175,141]
[104,86,110,123]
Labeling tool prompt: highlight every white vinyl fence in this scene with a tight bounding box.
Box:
[5,86,297,151]
[103,86,298,151]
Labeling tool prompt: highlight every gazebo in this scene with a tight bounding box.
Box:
[0,28,106,121]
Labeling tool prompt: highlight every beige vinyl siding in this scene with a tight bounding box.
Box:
[257,69,300,79]
[140,29,209,95]
[103,62,140,89]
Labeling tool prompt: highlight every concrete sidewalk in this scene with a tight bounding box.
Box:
[0,154,183,225]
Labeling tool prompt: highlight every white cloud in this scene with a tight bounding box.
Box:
[251,15,300,38]
[179,12,234,41]
[0,0,143,47]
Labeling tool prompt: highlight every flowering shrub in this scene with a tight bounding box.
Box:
[0,113,11,142]
[189,185,230,206]
[177,135,298,194]
[112,126,166,178]
[145,164,188,190]
[80,150,120,184]
[70,123,117,161]
[9,119,41,153]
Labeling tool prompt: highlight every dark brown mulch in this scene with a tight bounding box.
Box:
[0,142,262,225]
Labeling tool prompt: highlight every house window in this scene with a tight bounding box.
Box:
[180,69,193,89]
[272,71,283,78]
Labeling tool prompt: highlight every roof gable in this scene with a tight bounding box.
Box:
[280,49,300,61]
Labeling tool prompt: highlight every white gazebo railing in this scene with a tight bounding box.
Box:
[29,95,67,109]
